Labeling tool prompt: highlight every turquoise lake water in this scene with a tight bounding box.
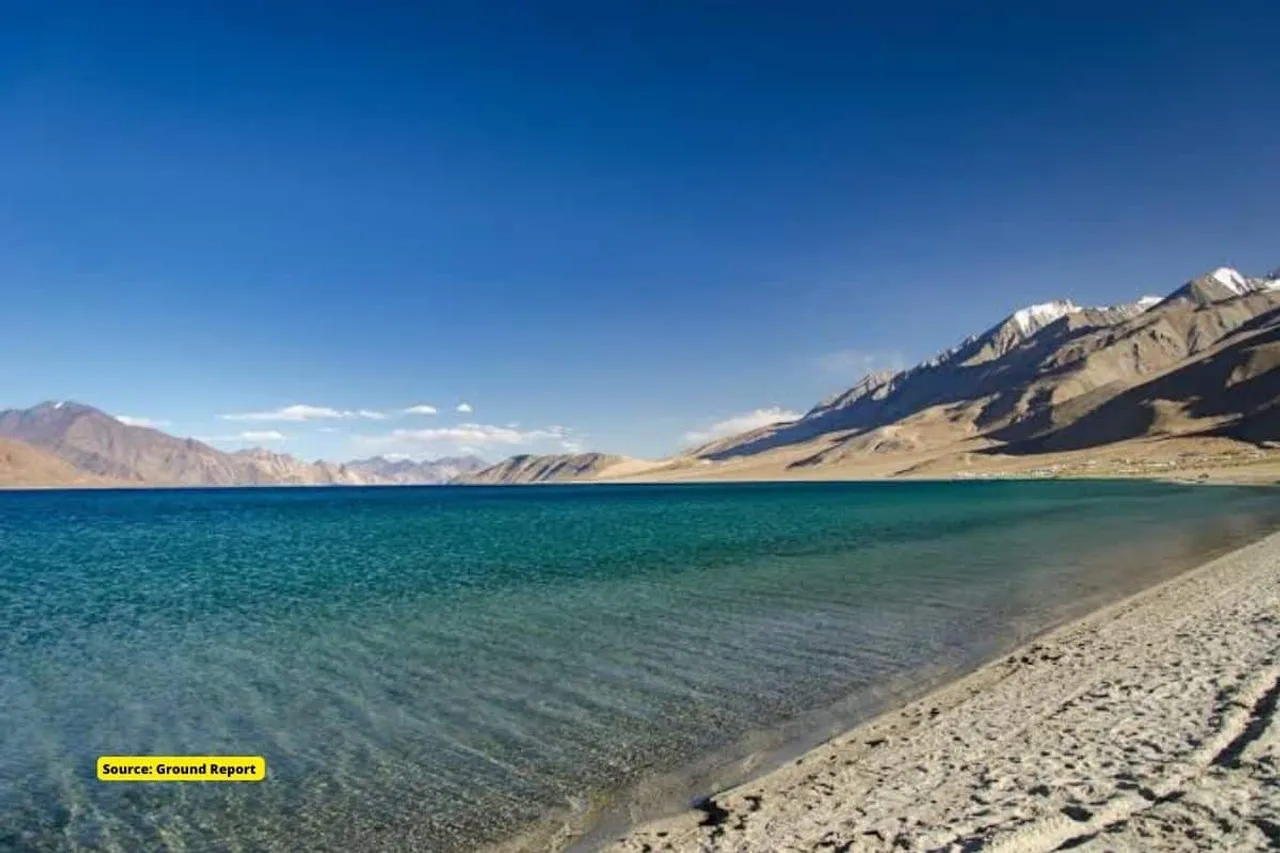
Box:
[2,481,1279,852]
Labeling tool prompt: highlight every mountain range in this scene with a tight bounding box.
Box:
[0,401,485,488]
[459,453,633,484]
[459,264,1280,484]
[5,264,1279,489]
[346,454,489,484]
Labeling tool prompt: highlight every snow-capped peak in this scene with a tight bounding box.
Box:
[53,400,65,409]
[1009,300,1081,336]
[1210,266,1250,295]
[1095,295,1164,315]
[1252,268,1280,292]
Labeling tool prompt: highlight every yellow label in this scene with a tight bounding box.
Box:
[97,756,266,782]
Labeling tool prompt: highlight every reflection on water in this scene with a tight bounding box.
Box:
[1,481,1278,852]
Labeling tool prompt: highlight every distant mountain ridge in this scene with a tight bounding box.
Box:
[681,264,1280,474]
[0,401,272,485]
[0,436,116,488]
[463,264,1280,483]
[5,263,1279,488]
[227,447,379,486]
[0,402,487,487]
[457,453,631,484]
[346,454,488,484]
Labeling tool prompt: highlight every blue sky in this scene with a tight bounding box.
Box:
[2,1,1278,461]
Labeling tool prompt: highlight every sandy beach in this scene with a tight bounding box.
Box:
[598,528,1280,852]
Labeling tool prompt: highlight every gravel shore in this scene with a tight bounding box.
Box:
[600,530,1280,852]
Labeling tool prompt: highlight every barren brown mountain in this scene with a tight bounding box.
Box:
[459,452,634,484]
[1000,303,1280,453]
[474,265,1280,484]
[0,401,491,488]
[346,454,489,484]
[0,401,391,487]
[0,401,251,484]
[698,270,1279,464]
[6,265,1278,489]
[0,437,117,488]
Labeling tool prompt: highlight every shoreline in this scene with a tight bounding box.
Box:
[2,471,1278,493]
[574,526,1280,852]
[478,514,1280,845]
[6,485,1278,850]
[586,525,1280,850]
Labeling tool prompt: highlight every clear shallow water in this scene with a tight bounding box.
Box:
[2,481,1279,852]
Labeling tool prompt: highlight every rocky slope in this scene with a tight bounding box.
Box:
[0,437,118,488]
[695,266,1280,471]
[7,264,1278,488]
[0,401,402,487]
[427,264,1280,487]
[0,402,267,485]
[456,452,631,484]
[347,454,488,484]
[0,401,496,488]
[1002,301,1280,453]
[228,448,385,486]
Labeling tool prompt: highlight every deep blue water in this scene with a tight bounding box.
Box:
[2,481,1278,852]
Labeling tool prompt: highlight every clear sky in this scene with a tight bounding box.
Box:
[2,1,1278,461]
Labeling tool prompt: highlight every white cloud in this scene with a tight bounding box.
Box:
[682,407,801,446]
[115,415,171,428]
[404,404,438,416]
[221,404,386,422]
[240,430,287,442]
[456,402,473,413]
[197,430,288,444]
[386,423,565,446]
[317,427,341,434]
[222,404,345,422]
[354,421,574,459]
[813,349,906,377]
